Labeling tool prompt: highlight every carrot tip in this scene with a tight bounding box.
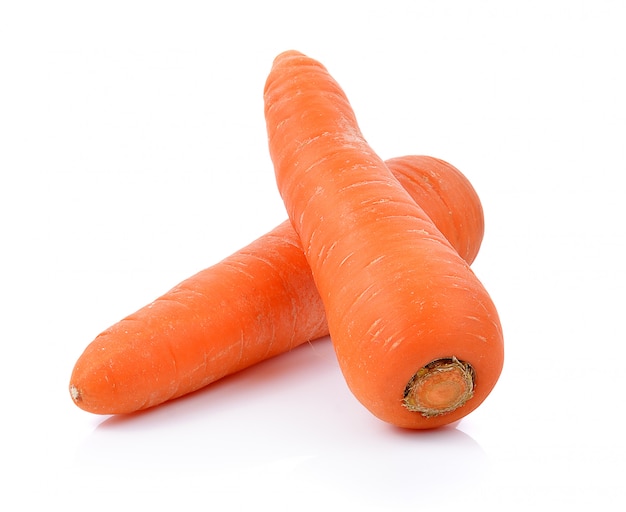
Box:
[69,385,82,403]
[403,357,475,418]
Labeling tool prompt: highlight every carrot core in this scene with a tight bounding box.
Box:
[403,357,475,417]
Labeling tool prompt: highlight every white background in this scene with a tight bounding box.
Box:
[2,1,625,510]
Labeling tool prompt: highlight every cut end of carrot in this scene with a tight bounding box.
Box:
[403,357,475,418]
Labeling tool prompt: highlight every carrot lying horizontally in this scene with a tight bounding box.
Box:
[264,50,503,429]
[70,155,485,415]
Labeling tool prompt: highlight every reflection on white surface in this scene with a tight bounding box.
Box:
[74,339,487,509]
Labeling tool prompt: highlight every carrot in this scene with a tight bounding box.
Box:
[264,50,503,429]
[69,155,485,415]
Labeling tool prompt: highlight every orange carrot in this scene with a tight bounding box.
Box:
[69,155,485,415]
[264,50,503,429]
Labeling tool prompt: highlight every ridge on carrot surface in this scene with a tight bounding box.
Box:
[264,50,504,429]
[69,155,485,415]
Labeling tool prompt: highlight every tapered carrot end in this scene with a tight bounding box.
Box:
[70,384,81,403]
[403,357,475,418]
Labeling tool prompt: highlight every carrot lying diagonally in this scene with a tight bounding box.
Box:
[69,155,484,415]
[264,50,503,429]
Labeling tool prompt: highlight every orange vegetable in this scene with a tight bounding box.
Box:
[264,50,503,429]
[70,155,485,415]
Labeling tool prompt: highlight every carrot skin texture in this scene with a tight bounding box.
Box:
[69,155,484,415]
[387,156,484,266]
[264,50,504,429]
[70,221,327,414]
